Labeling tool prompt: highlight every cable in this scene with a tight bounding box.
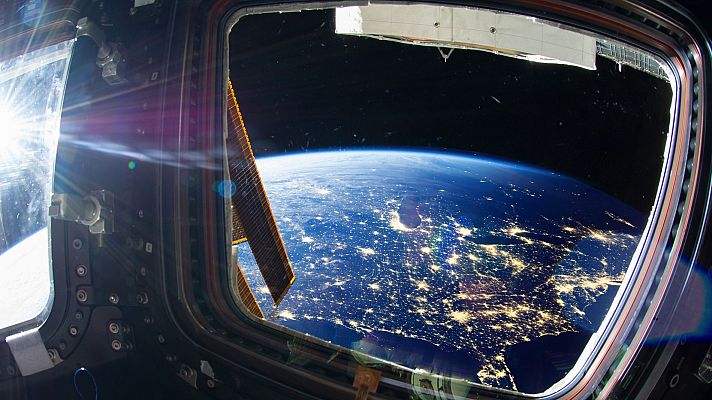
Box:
[73,367,98,400]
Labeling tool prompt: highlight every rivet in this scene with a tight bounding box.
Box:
[76,264,87,277]
[137,292,149,305]
[76,290,88,303]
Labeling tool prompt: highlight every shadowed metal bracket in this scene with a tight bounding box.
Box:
[49,190,114,247]
[76,17,127,85]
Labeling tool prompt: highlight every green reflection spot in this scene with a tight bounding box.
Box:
[128,161,136,170]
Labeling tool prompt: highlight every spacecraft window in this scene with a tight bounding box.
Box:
[0,40,74,338]
[225,5,675,396]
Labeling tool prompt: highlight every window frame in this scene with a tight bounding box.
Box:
[165,1,709,399]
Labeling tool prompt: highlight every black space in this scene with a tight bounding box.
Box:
[229,9,672,212]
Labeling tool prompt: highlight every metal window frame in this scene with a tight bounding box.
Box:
[161,1,709,399]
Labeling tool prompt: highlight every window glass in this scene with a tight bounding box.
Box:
[0,40,74,336]
[228,7,672,394]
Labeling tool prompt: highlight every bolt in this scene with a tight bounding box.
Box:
[75,311,84,320]
[76,290,88,303]
[76,264,87,277]
[180,366,193,377]
[157,334,165,343]
[108,322,120,334]
[69,326,79,336]
[206,379,215,389]
[137,209,144,219]
[72,238,83,250]
[58,341,67,351]
[139,267,147,276]
[109,293,119,304]
[490,26,497,33]
[111,340,122,351]
[137,292,149,305]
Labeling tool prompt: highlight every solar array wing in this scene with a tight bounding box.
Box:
[226,79,296,306]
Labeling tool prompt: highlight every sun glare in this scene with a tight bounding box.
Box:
[0,106,24,160]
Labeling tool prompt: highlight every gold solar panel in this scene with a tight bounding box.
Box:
[227,79,296,306]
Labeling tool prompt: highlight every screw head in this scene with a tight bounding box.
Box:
[69,326,79,336]
[76,264,87,277]
[206,379,215,389]
[72,238,83,249]
[157,334,165,344]
[137,209,144,219]
[109,293,119,304]
[137,292,149,305]
[76,290,88,303]
[108,322,120,334]
[111,340,122,351]
[75,311,84,320]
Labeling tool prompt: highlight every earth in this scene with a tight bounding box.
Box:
[238,149,643,393]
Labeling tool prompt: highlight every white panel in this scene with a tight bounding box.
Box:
[495,14,543,42]
[335,4,597,70]
[452,28,495,48]
[334,7,363,34]
[7,329,53,376]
